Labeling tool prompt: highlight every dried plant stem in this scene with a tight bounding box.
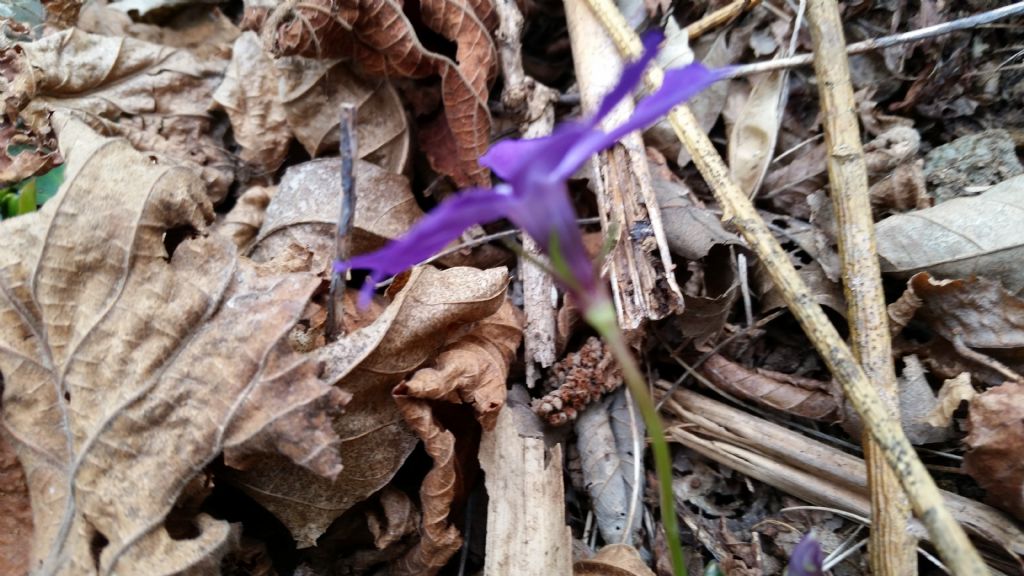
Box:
[725,1,1024,78]
[803,0,915,572]
[686,0,762,41]
[327,104,357,340]
[580,0,988,572]
[585,302,686,576]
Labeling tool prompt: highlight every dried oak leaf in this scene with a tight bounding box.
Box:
[224,266,510,548]
[964,380,1024,521]
[212,32,409,175]
[699,354,841,422]
[249,157,423,272]
[0,28,234,200]
[392,298,522,574]
[877,175,1024,295]
[260,0,496,186]
[0,116,346,574]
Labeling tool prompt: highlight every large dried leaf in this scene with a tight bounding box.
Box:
[225,266,510,548]
[0,28,234,200]
[964,380,1024,521]
[392,299,522,574]
[249,157,423,271]
[876,175,1024,295]
[259,0,496,186]
[0,116,346,574]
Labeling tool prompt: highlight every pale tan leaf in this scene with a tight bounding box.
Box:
[925,372,974,428]
[575,543,655,576]
[965,380,1024,521]
[0,116,345,574]
[877,175,1024,295]
[249,157,423,273]
[214,184,275,250]
[224,266,510,548]
[728,70,788,197]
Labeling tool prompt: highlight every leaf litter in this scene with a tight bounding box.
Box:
[2,0,1024,574]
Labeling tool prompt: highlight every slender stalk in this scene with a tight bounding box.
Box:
[584,300,685,576]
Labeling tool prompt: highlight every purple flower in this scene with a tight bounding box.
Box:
[335,32,728,308]
[785,532,825,576]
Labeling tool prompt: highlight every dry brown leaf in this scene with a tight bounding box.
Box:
[367,486,420,550]
[224,266,510,548]
[275,56,409,173]
[0,433,32,576]
[653,177,740,261]
[574,543,655,576]
[249,157,423,273]
[964,380,1024,521]
[877,175,1024,295]
[728,70,787,197]
[699,354,840,422]
[0,115,346,574]
[260,0,496,186]
[907,273,1024,350]
[0,28,234,200]
[79,4,240,56]
[391,299,522,574]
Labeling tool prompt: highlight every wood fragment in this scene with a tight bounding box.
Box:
[686,0,763,41]
[804,0,915,571]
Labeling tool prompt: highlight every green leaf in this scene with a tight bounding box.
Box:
[3,193,20,218]
[17,179,37,215]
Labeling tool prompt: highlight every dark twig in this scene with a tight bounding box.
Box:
[327,104,357,340]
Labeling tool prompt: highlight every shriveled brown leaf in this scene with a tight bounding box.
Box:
[907,273,1024,350]
[0,116,346,574]
[260,0,495,186]
[964,380,1024,521]
[0,28,234,200]
[249,157,423,273]
[391,299,522,574]
[574,543,655,576]
[0,433,32,576]
[699,354,840,422]
[877,175,1024,295]
[367,487,420,550]
[225,266,510,548]
[275,56,409,172]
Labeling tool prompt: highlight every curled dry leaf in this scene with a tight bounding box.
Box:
[249,157,423,272]
[224,266,510,548]
[699,354,841,422]
[258,0,496,186]
[0,116,347,574]
[728,70,788,198]
[964,380,1024,521]
[575,388,644,546]
[876,175,1024,295]
[214,184,275,250]
[0,28,235,200]
[926,372,975,429]
[392,299,522,574]
[906,273,1024,350]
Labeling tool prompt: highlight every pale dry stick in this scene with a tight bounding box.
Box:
[723,1,1024,78]
[685,0,763,40]
[804,0,915,572]
[581,0,988,572]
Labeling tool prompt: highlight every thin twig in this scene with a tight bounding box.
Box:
[804,0,915,571]
[327,104,356,340]
[685,0,763,40]
[580,0,987,572]
[724,1,1024,78]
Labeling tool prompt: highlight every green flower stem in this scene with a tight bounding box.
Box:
[584,299,685,576]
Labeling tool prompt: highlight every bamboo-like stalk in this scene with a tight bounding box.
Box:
[803,0,916,572]
[579,0,988,572]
